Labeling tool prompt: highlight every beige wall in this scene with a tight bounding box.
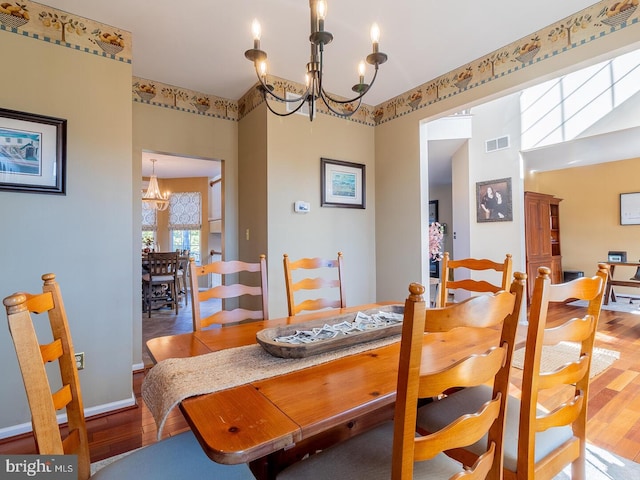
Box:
[237,104,269,310]
[529,157,640,293]
[0,31,133,432]
[238,103,268,264]
[266,112,376,317]
[375,116,424,302]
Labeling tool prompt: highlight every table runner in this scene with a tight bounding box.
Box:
[142,335,401,438]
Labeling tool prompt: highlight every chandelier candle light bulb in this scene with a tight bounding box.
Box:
[358,61,366,86]
[371,23,380,52]
[251,19,261,49]
[317,0,326,31]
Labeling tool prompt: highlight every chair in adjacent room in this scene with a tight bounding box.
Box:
[417,263,609,480]
[188,255,268,330]
[3,273,254,480]
[283,252,345,316]
[438,252,513,307]
[277,274,525,480]
[176,251,190,306]
[142,251,180,317]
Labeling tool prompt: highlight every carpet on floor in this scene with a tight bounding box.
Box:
[568,296,640,314]
[512,341,619,378]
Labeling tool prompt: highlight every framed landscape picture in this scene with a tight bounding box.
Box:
[476,177,512,222]
[0,108,66,195]
[620,192,640,225]
[320,158,365,209]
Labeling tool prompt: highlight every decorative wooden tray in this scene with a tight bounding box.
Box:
[256,305,404,358]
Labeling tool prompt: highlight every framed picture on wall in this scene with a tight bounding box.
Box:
[320,158,366,209]
[620,192,640,225]
[429,200,438,223]
[0,107,66,195]
[476,177,512,222]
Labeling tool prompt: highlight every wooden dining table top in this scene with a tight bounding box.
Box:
[145,302,499,466]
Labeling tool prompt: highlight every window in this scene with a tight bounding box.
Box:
[141,201,157,250]
[170,230,201,262]
[169,192,202,262]
[142,231,155,250]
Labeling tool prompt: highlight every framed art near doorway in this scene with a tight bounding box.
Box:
[0,108,66,195]
[429,200,438,223]
[476,177,512,222]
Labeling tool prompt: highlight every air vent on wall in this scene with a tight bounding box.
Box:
[286,91,309,116]
[485,135,510,153]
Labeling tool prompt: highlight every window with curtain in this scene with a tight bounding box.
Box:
[141,201,157,250]
[169,192,202,262]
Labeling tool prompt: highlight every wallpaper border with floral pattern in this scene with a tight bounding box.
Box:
[2,1,638,126]
[0,0,131,63]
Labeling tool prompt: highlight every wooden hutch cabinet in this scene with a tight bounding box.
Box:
[524,192,562,299]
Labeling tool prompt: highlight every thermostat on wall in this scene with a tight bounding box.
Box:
[294,201,310,213]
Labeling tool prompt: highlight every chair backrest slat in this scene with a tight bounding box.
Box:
[283,252,346,316]
[439,252,513,307]
[189,255,268,330]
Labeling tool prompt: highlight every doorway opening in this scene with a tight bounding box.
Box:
[141,151,223,366]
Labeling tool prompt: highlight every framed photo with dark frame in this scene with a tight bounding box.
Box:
[320,158,365,209]
[429,200,438,223]
[620,192,640,225]
[476,177,512,222]
[0,107,66,195]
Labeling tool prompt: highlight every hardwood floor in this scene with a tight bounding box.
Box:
[1,302,640,466]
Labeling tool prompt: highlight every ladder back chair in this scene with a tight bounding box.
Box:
[418,263,609,480]
[176,250,190,306]
[189,255,268,330]
[142,251,180,317]
[283,252,346,316]
[277,274,525,480]
[439,252,513,307]
[3,273,254,480]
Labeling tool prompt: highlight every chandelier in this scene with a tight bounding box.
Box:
[244,0,387,121]
[143,159,169,211]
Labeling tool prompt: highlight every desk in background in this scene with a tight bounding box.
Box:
[604,261,640,304]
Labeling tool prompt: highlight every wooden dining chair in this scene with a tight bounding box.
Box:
[3,273,255,480]
[418,263,609,480]
[283,252,346,316]
[142,251,180,317]
[277,274,525,480]
[188,255,268,330]
[439,252,513,307]
[176,252,190,306]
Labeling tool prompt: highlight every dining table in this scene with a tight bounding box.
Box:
[144,302,499,479]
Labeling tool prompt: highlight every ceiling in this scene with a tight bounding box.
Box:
[141,152,221,179]
[41,0,596,107]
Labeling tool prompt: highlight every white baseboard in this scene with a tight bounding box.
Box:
[132,362,145,372]
[0,393,136,440]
